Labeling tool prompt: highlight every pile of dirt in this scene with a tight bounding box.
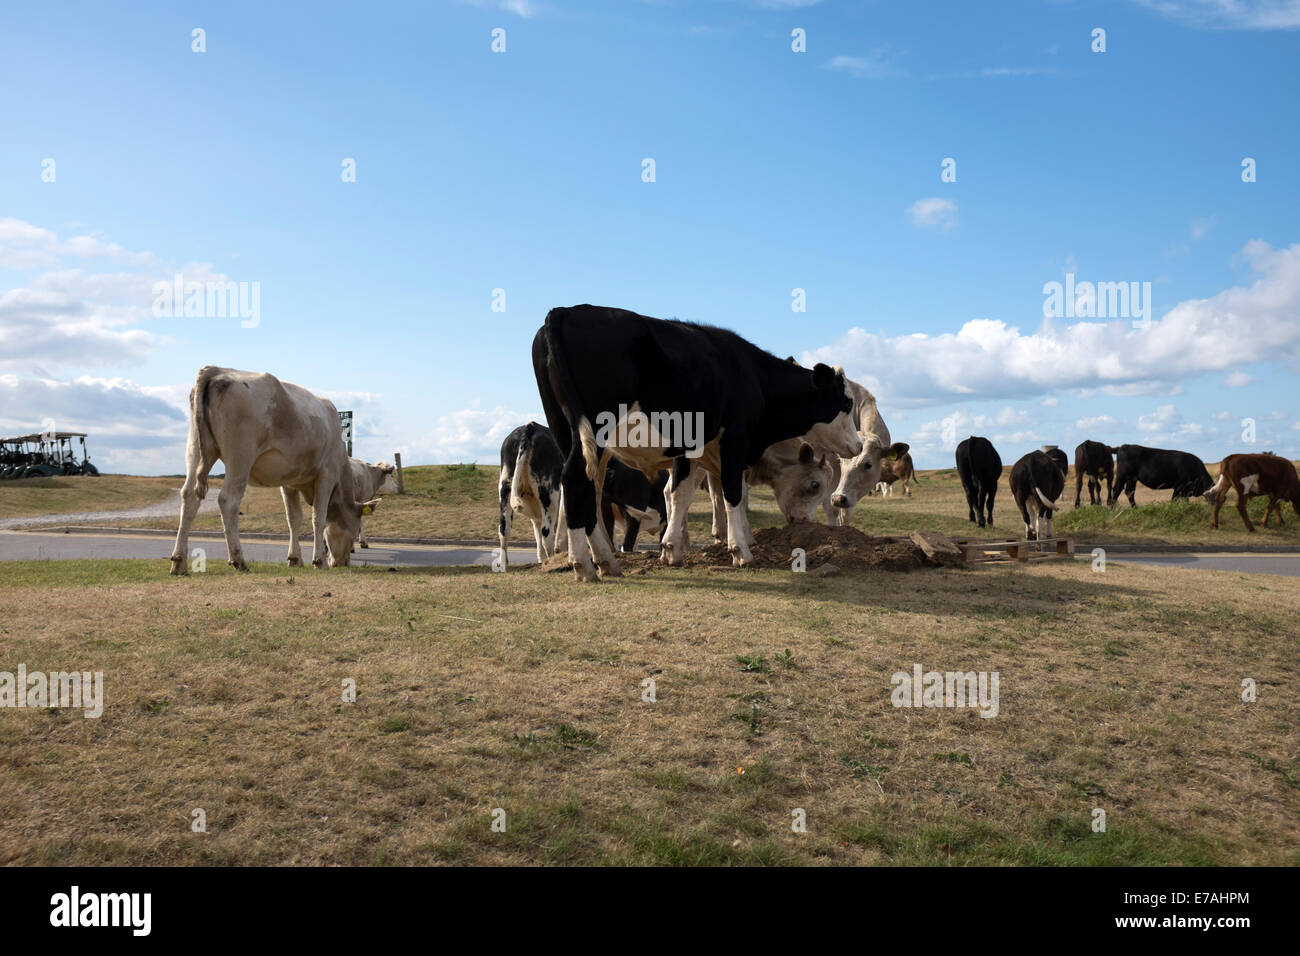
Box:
[536,525,963,575]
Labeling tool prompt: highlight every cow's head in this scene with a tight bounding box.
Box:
[803,364,863,459]
[325,492,383,566]
[831,439,910,512]
[372,461,399,495]
[771,442,834,524]
[621,503,665,537]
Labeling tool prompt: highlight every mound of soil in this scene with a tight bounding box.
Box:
[536,525,962,575]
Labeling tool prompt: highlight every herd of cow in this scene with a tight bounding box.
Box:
[167,305,1300,578]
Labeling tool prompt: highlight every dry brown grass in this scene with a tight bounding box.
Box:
[0,475,177,520]
[0,556,1296,865]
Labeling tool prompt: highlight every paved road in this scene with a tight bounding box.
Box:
[4,531,1300,577]
[0,530,538,568]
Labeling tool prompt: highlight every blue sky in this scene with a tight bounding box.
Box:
[1,0,1298,473]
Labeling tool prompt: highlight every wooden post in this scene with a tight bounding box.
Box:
[394,453,405,494]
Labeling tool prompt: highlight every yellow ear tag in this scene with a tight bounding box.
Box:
[362,504,374,515]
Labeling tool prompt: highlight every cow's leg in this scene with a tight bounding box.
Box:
[1074,468,1084,508]
[1236,489,1256,533]
[553,486,569,555]
[986,483,997,526]
[1017,496,1035,540]
[530,520,547,562]
[718,442,754,567]
[217,469,251,572]
[309,481,332,567]
[661,460,699,566]
[963,480,979,525]
[707,474,727,543]
[622,517,640,553]
[357,515,368,548]
[170,453,213,576]
[559,447,604,581]
[282,488,305,567]
[1211,483,1227,529]
[498,479,513,570]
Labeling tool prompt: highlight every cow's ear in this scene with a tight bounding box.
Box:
[359,497,382,516]
[798,442,815,465]
[811,363,835,389]
[887,442,909,460]
[817,454,827,469]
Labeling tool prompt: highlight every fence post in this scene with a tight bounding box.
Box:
[393,453,405,494]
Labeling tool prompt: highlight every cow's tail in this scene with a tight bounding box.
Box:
[513,426,538,507]
[1209,473,1227,497]
[1034,485,1057,510]
[188,366,221,499]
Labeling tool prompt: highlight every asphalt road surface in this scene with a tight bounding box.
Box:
[3,530,1300,577]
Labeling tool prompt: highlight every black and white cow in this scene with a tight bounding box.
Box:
[601,458,669,552]
[1073,440,1116,508]
[1109,444,1215,507]
[955,436,1001,528]
[498,422,566,568]
[1010,450,1065,541]
[531,305,862,580]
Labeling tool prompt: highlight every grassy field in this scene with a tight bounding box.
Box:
[36,463,1300,550]
[0,475,178,520]
[0,557,1296,865]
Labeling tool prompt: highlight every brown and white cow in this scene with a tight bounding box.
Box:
[348,458,399,549]
[873,452,916,497]
[1209,453,1300,533]
[169,366,381,574]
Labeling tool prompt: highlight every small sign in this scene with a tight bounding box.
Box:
[339,410,353,456]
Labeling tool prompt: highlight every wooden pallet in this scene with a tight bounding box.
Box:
[953,536,1075,564]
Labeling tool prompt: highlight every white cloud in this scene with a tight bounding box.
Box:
[803,240,1300,409]
[1137,404,1179,432]
[907,197,958,231]
[457,0,540,18]
[1190,215,1216,240]
[824,50,900,78]
[404,400,544,465]
[1223,370,1255,387]
[1076,415,1117,430]
[1132,0,1300,30]
[1041,396,1059,407]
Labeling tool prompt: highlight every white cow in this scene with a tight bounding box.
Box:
[347,458,399,549]
[169,366,381,574]
[828,371,909,524]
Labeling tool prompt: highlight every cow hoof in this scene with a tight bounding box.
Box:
[312,558,324,568]
[597,561,623,579]
[169,557,187,576]
[571,561,599,582]
[360,542,369,549]
[229,560,249,572]
[287,556,302,567]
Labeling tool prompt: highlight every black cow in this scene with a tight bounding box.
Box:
[1073,440,1116,508]
[1109,444,1214,507]
[955,436,1001,528]
[1010,450,1066,541]
[498,422,565,568]
[601,459,669,552]
[532,304,862,580]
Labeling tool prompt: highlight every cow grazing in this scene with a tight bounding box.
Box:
[348,458,398,549]
[601,458,669,552]
[1209,453,1300,532]
[1073,440,1115,508]
[1109,444,1214,507]
[169,366,381,574]
[704,439,835,530]
[1010,450,1065,541]
[955,436,1002,528]
[828,373,909,523]
[532,305,861,580]
[873,452,917,497]
[498,422,566,567]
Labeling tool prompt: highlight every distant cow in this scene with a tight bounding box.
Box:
[1109,444,1214,507]
[601,458,669,552]
[532,305,861,579]
[873,452,917,497]
[169,366,382,574]
[498,422,566,567]
[1209,453,1300,533]
[1010,450,1065,541]
[955,436,1001,528]
[348,458,398,549]
[1073,441,1115,508]
[828,373,909,523]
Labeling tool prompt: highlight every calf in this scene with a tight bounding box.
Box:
[955,436,1001,528]
[873,452,917,497]
[1073,440,1115,508]
[532,305,861,580]
[1110,444,1214,506]
[347,458,399,549]
[1209,453,1300,532]
[170,366,382,574]
[601,458,669,552]
[1010,450,1065,541]
[498,422,566,567]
